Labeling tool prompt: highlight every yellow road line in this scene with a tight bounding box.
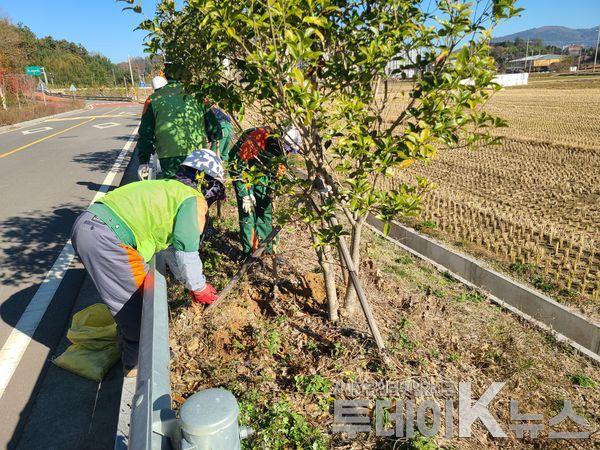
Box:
[0,118,96,160]
[0,106,126,159]
[44,115,131,122]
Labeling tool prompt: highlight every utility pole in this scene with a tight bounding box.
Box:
[112,68,117,87]
[128,56,135,88]
[524,39,529,72]
[594,25,600,72]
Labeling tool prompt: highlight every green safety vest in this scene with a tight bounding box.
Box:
[99,180,203,262]
[151,82,209,158]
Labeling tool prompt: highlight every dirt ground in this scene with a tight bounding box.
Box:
[169,199,599,449]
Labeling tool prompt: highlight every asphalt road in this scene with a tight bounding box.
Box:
[0,103,142,448]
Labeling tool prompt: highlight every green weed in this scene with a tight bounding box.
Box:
[568,371,597,388]
[240,396,328,450]
[219,215,238,231]
[396,255,413,265]
[389,319,415,353]
[431,288,446,299]
[484,349,503,365]
[332,341,347,357]
[416,220,437,230]
[558,288,577,299]
[266,330,281,355]
[532,276,555,293]
[448,352,460,362]
[395,433,439,450]
[454,290,484,303]
[383,265,407,278]
[305,338,319,353]
[294,374,332,394]
[366,359,390,374]
[509,262,534,274]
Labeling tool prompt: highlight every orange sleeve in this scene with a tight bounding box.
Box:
[196,196,208,233]
[142,96,151,115]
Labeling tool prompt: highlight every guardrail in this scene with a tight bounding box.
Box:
[129,255,177,449]
[116,156,252,449]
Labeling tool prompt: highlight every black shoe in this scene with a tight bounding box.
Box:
[247,256,266,271]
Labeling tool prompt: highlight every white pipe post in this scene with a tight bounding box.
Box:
[594,26,600,72]
[128,56,136,99]
[40,78,47,106]
[0,85,6,110]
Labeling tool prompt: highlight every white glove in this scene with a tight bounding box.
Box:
[283,125,302,153]
[137,164,150,180]
[241,194,256,214]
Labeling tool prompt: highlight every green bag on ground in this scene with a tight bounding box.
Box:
[53,303,121,382]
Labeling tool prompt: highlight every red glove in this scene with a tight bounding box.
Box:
[190,284,218,305]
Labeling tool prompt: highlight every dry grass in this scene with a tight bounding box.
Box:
[486,82,600,149]
[380,77,600,314]
[0,99,85,126]
[169,201,599,449]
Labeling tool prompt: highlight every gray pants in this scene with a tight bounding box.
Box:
[71,211,149,368]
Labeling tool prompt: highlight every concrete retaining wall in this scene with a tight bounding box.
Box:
[493,73,529,86]
[366,215,600,362]
[460,73,529,87]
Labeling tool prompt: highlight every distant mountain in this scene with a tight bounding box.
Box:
[492,26,598,48]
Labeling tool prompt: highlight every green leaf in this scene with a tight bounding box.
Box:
[303,16,328,27]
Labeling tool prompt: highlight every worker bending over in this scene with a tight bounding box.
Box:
[71,150,226,375]
[229,126,301,257]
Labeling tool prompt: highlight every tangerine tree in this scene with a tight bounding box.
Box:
[129,0,520,319]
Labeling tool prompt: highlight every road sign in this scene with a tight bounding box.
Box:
[139,81,146,88]
[69,84,77,92]
[25,66,43,76]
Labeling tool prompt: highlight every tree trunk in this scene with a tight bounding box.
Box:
[312,232,339,322]
[321,245,339,322]
[343,216,366,314]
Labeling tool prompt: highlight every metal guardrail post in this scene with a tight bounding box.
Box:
[124,152,252,449]
[129,255,180,450]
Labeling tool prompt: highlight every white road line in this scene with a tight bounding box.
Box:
[0,124,139,400]
[22,127,53,135]
[92,122,120,130]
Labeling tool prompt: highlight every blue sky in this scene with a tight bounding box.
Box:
[0,0,161,63]
[493,0,600,37]
[0,0,598,63]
